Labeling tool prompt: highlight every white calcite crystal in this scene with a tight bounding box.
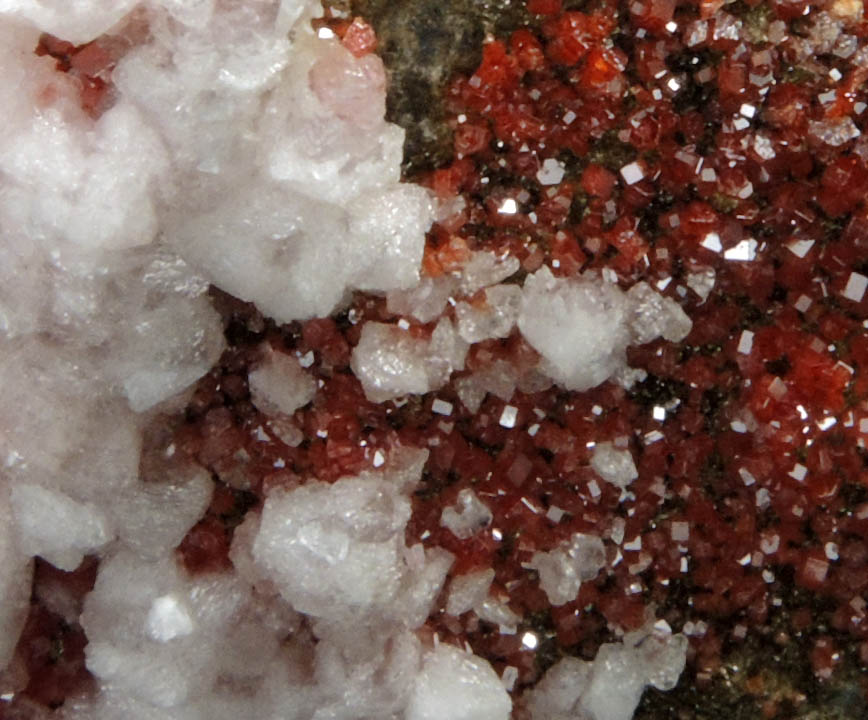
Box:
[108,279,226,414]
[459,251,521,295]
[78,549,300,714]
[248,344,317,417]
[625,282,693,345]
[252,449,453,626]
[308,626,427,720]
[152,13,435,322]
[476,595,522,629]
[406,644,512,720]
[440,488,494,540]
[351,318,468,402]
[455,284,523,344]
[111,466,214,561]
[455,359,523,413]
[443,559,522,632]
[387,275,457,323]
[446,568,496,616]
[591,442,639,489]
[254,472,412,618]
[518,268,631,391]
[0,339,143,504]
[526,620,688,720]
[518,267,691,391]
[10,483,113,572]
[528,533,607,606]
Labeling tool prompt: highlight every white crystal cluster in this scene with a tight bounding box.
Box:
[351,318,468,402]
[0,1,692,718]
[248,344,317,417]
[440,488,494,540]
[59,448,514,720]
[251,448,453,625]
[360,262,691,408]
[528,533,607,606]
[526,620,688,720]
[518,267,692,392]
[0,0,437,703]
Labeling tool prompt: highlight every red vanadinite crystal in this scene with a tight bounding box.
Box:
[341,17,378,57]
[35,34,118,117]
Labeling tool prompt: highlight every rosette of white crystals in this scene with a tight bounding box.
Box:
[518,267,692,392]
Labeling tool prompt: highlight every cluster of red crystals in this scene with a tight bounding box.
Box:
[3,559,97,711]
[415,0,868,692]
[313,11,378,57]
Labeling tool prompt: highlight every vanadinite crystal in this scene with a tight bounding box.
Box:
[7,0,868,718]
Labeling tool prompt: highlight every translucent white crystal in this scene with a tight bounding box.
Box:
[529,533,606,606]
[525,656,592,720]
[455,359,520,413]
[387,275,457,323]
[124,11,435,323]
[591,442,639,489]
[625,282,692,345]
[397,546,455,629]
[110,289,226,412]
[252,455,429,620]
[406,644,512,720]
[111,468,213,560]
[446,569,496,616]
[348,185,435,292]
[440,488,494,540]
[518,267,630,391]
[248,344,317,417]
[0,339,142,503]
[460,251,521,294]
[352,318,467,402]
[476,596,522,629]
[255,479,405,615]
[527,621,688,720]
[456,283,522,343]
[10,483,113,571]
[81,550,294,711]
